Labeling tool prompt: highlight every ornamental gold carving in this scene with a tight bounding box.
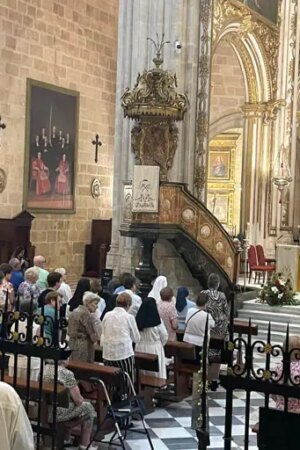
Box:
[262,99,286,125]
[194,0,213,199]
[131,121,178,182]
[214,0,281,98]
[122,35,188,181]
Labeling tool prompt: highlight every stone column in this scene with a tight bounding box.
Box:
[241,103,277,245]
[270,0,300,235]
[107,0,203,273]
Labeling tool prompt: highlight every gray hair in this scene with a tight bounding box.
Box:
[33,255,46,267]
[55,268,66,276]
[207,273,220,290]
[9,258,20,270]
[82,291,100,306]
[25,267,39,281]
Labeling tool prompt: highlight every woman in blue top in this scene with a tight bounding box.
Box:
[176,287,195,330]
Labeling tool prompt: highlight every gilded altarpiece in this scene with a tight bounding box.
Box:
[207,133,240,232]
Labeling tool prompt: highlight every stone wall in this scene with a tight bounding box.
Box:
[0,0,118,277]
[210,40,245,126]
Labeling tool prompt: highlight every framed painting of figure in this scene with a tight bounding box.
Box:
[207,192,231,225]
[23,79,79,213]
[208,150,231,181]
[239,0,279,24]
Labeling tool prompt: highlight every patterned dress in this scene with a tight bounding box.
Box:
[157,299,177,341]
[43,363,95,423]
[272,362,300,413]
[203,289,229,362]
[68,305,98,362]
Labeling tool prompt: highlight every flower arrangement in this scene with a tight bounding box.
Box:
[258,272,297,306]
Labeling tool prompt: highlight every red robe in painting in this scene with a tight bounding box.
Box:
[55,159,69,195]
[31,158,51,195]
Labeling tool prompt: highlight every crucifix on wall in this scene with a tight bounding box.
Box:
[0,116,6,132]
[92,134,102,163]
[0,116,6,147]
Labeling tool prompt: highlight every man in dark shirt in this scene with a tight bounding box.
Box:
[37,271,62,308]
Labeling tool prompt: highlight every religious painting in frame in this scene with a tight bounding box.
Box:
[23,79,79,213]
[132,165,160,213]
[237,0,280,25]
[208,150,231,181]
[207,192,231,225]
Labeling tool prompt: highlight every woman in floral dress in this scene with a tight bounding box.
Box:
[43,360,97,450]
[68,292,101,363]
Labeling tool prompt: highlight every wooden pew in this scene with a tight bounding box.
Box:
[67,360,121,420]
[233,319,258,365]
[160,340,197,401]
[94,346,167,413]
[4,374,74,450]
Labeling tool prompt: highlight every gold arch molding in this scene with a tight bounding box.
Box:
[213,0,281,103]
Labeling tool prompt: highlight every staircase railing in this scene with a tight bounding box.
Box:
[122,182,239,285]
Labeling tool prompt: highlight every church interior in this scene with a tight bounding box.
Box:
[0,0,300,449]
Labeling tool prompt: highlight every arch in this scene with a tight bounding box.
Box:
[213,20,272,104]
[209,112,243,140]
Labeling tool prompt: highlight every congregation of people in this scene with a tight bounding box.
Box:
[0,254,259,449]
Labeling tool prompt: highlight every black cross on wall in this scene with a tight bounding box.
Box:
[92,134,102,163]
[0,116,6,131]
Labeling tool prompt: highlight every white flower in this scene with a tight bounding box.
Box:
[278,293,283,299]
[271,287,279,294]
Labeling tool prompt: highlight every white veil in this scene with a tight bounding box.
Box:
[148,275,167,303]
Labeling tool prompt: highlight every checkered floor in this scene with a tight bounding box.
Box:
[81,387,265,450]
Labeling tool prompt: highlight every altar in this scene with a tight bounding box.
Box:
[276,244,300,291]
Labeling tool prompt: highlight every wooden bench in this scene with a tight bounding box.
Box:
[4,374,81,450]
[161,340,197,401]
[94,346,166,413]
[233,319,258,365]
[67,360,121,421]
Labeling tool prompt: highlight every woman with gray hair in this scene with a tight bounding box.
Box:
[203,273,229,382]
[68,291,101,363]
[17,267,41,305]
[55,267,72,304]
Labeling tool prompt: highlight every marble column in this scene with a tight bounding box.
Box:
[106,0,203,273]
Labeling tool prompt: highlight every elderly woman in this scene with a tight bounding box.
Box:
[55,267,72,304]
[9,257,24,293]
[176,287,195,331]
[17,267,41,305]
[44,359,98,450]
[101,292,140,385]
[203,273,229,380]
[68,291,101,363]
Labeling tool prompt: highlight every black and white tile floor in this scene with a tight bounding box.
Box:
[83,387,264,450]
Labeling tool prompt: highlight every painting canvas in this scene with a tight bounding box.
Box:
[208,151,231,180]
[132,165,160,212]
[239,0,279,24]
[24,79,79,212]
[207,192,229,224]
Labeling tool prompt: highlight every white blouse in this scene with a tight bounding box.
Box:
[0,381,34,450]
[183,307,215,347]
[101,307,140,361]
